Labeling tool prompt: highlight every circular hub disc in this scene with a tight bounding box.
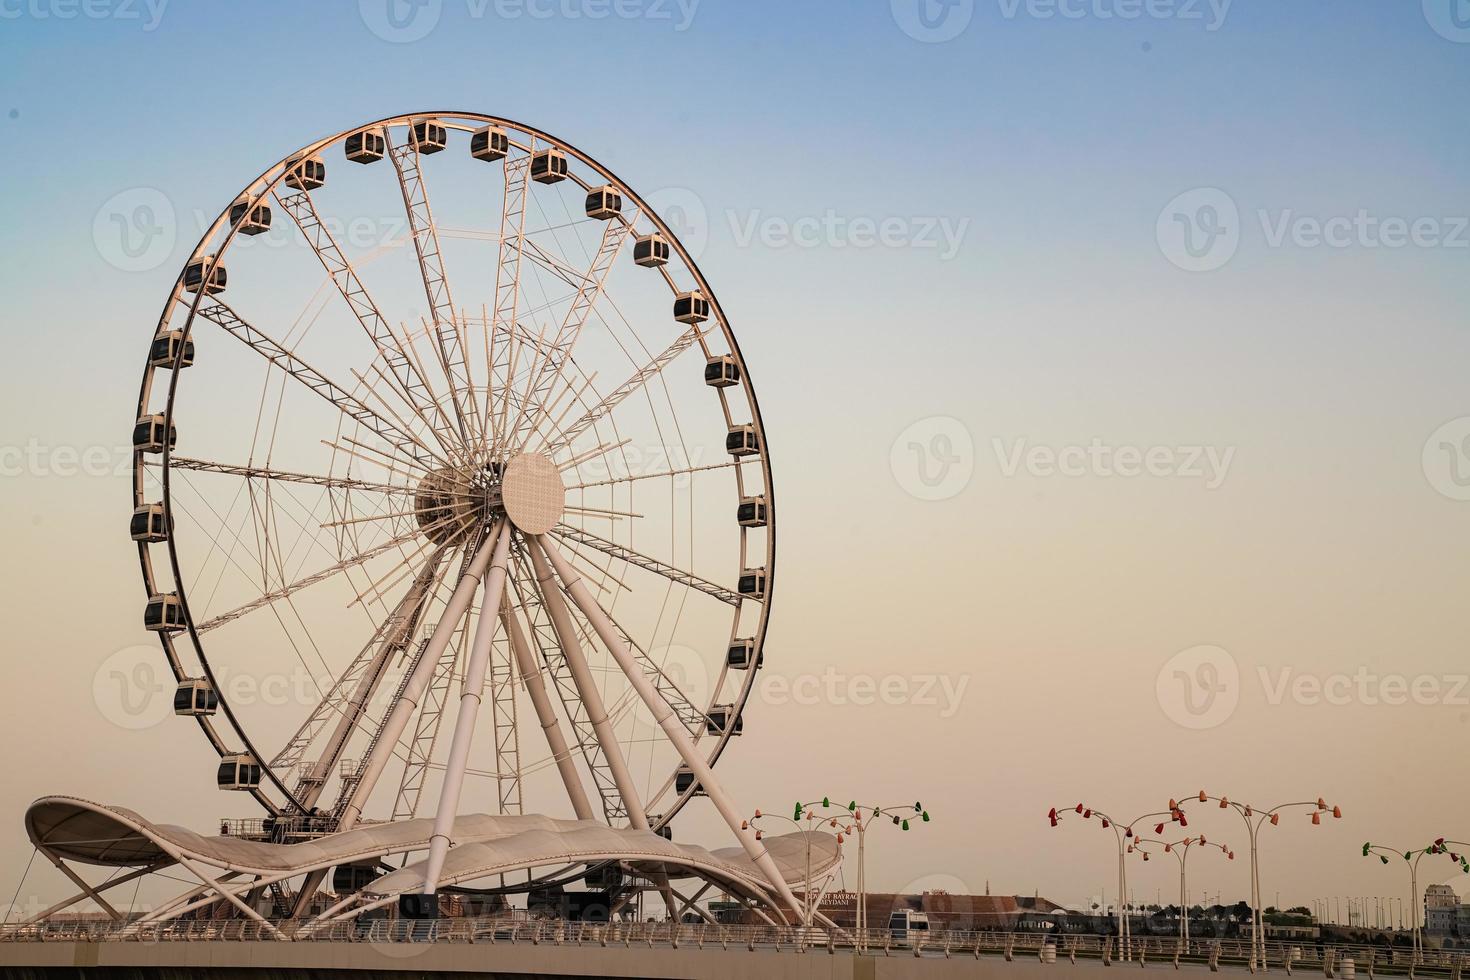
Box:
[501,453,565,534]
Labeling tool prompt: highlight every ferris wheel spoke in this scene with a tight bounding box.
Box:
[564,459,746,491]
[273,547,450,796]
[164,456,415,496]
[194,296,441,472]
[387,137,479,448]
[508,217,633,454]
[194,523,441,634]
[536,324,710,457]
[486,150,531,457]
[273,188,460,454]
[550,525,743,607]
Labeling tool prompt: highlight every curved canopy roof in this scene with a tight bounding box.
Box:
[25,796,839,900]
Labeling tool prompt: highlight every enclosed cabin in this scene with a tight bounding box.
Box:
[647,816,673,840]
[130,503,171,543]
[725,424,760,457]
[673,290,710,325]
[585,184,622,220]
[737,495,767,528]
[284,154,326,191]
[182,255,226,295]
[727,637,763,670]
[333,862,380,894]
[584,863,624,890]
[174,678,218,716]
[633,233,670,268]
[705,704,743,737]
[704,355,740,388]
[144,592,186,632]
[217,752,262,791]
[132,414,177,454]
[470,124,509,162]
[228,195,271,236]
[737,567,767,600]
[674,764,706,796]
[345,128,386,164]
[409,119,448,155]
[530,147,568,184]
[148,330,194,370]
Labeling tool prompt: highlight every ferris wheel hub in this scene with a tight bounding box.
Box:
[500,452,566,535]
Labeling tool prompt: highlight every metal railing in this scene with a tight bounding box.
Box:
[0,920,1463,972]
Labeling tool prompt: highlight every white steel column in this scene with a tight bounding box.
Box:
[526,539,648,830]
[501,590,595,821]
[536,535,804,918]
[338,525,501,830]
[422,526,513,893]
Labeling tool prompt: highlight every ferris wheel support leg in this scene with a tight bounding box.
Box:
[500,592,596,821]
[422,526,513,895]
[338,523,502,832]
[536,535,805,920]
[526,537,649,830]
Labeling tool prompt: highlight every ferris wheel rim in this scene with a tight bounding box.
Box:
[130,112,777,832]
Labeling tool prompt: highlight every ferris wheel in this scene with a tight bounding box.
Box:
[127,112,790,912]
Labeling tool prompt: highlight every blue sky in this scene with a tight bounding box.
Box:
[3,0,1470,913]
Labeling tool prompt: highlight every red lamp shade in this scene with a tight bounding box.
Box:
[1219,799,1229,809]
[1050,815,1059,827]
[1155,824,1165,835]
[1199,836,1208,845]
[1270,813,1280,826]
[1164,844,1173,853]
[1083,809,1092,819]
[1101,819,1111,829]
[1316,798,1327,810]
[1075,804,1084,814]
[1311,811,1321,825]
[1168,799,1178,810]
[1048,808,1058,821]
[1178,814,1189,828]
[1198,791,1208,802]
[1332,807,1342,819]
[754,809,762,818]
[1143,852,1151,862]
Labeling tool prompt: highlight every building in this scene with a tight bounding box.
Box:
[1426,884,1458,935]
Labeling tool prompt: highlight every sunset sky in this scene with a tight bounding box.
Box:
[2,0,1469,918]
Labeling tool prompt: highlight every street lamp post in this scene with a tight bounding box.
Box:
[790,799,930,951]
[1170,791,1341,972]
[1048,803,1178,960]
[1130,835,1235,942]
[1362,838,1470,963]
